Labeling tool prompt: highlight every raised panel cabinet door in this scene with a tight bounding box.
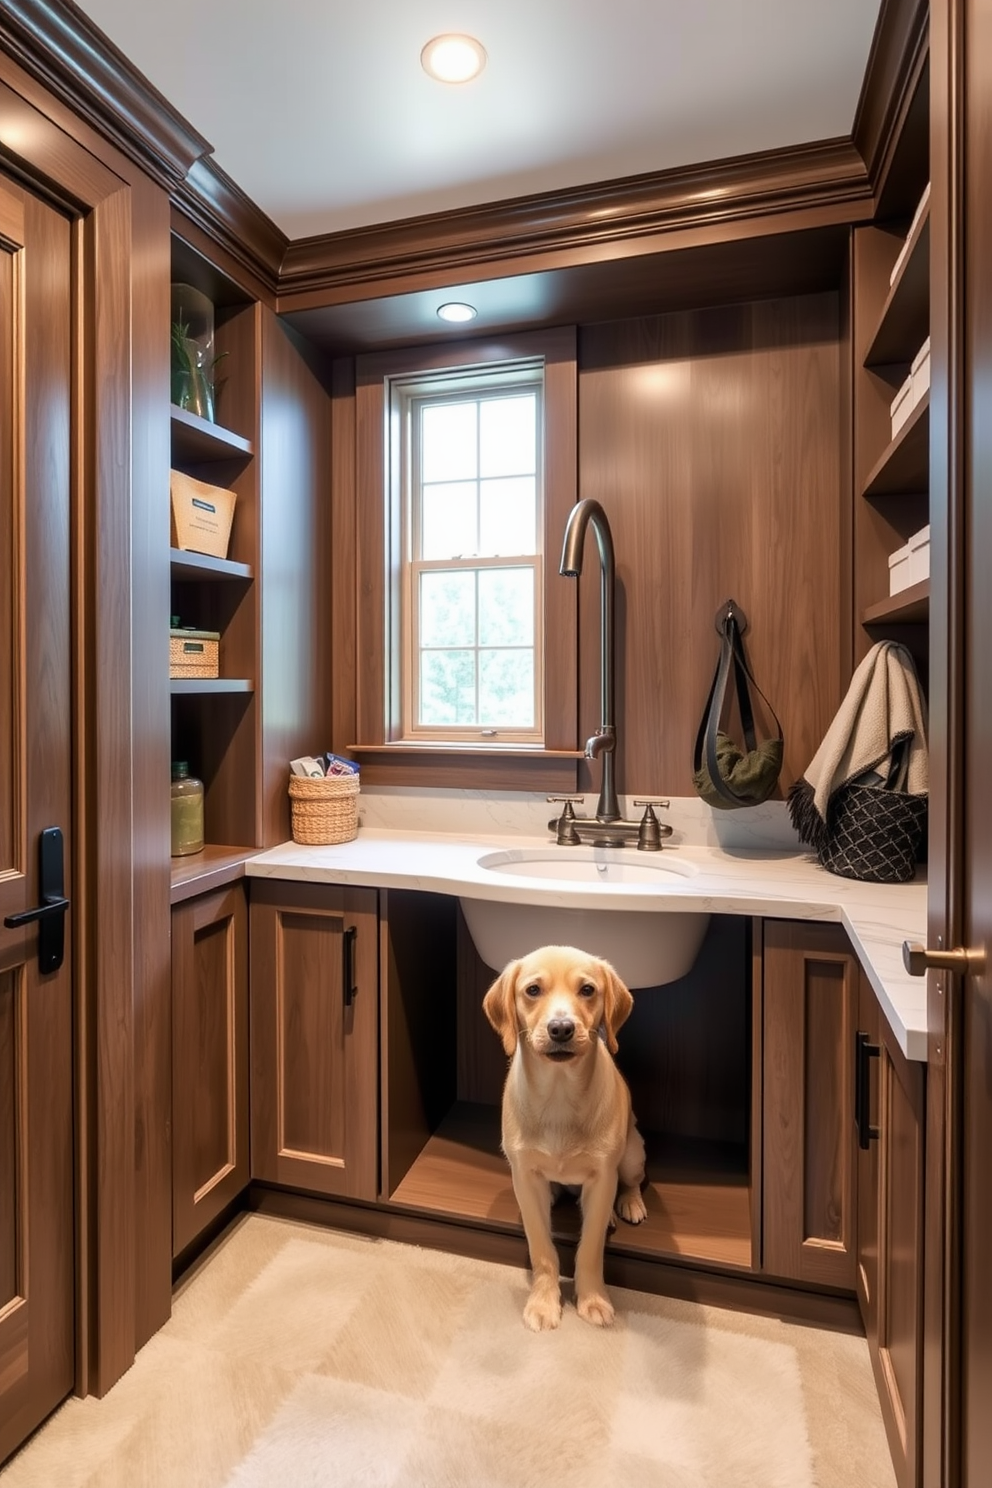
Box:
[0,176,74,1463]
[874,1023,924,1488]
[761,920,859,1289]
[249,881,378,1200]
[171,885,249,1258]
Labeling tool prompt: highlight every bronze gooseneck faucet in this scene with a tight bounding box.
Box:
[560,497,620,821]
[555,499,672,849]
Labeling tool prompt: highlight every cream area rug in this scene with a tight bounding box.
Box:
[1,1214,896,1488]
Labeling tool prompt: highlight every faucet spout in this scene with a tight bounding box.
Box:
[560,498,620,822]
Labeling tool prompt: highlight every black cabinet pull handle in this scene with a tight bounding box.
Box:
[2,826,69,974]
[855,1030,880,1150]
[343,924,358,1008]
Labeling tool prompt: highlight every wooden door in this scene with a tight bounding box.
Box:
[761,920,859,1289]
[960,0,992,1477]
[250,881,378,1200]
[0,176,74,1461]
[876,1021,925,1488]
[856,971,881,1339]
[172,885,249,1258]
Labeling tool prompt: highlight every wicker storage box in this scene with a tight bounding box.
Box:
[170,469,236,559]
[169,628,220,678]
[289,773,359,845]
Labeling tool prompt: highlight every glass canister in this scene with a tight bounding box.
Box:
[170,283,221,421]
[171,761,204,856]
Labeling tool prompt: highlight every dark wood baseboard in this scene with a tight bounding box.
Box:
[171,1191,250,1289]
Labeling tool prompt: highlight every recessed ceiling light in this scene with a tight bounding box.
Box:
[437,302,478,324]
[421,34,487,84]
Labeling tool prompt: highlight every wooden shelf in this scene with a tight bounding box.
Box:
[169,678,254,695]
[170,404,253,463]
[863,579,930,626]
[170,547,253,582]
[861,392,930,499]
[387,1102,752,1271]
[170,845,257,905]
[864,206,930,367]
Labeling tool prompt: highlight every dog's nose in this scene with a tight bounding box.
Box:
[547,1018,575,1044]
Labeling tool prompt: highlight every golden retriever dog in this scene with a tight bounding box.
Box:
[483,944,647,1331]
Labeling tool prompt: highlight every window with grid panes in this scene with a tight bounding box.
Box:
[395,366,544,743]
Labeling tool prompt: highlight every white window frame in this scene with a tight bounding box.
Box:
[388,361,546,746]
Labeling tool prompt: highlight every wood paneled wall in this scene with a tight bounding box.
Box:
[259,311,334,845]
[577,292,846,799]
[330,291,846,796]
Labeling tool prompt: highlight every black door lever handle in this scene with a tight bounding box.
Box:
[2,827,69,972]
[4,895,70,928]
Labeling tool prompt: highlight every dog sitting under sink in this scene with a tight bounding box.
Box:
[483,944,647,1331]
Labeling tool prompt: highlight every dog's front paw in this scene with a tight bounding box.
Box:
[523,1288,562,1332]
[577,1291,615,1327]
[617,1189,647,1225]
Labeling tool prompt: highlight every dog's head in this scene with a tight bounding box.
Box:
[482,944,634,1061]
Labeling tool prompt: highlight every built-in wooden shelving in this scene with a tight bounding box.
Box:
[169,678,254,696]
[863,579,929,627]
[170,404,253,463]
[864,205,930,368]
[861,393,929,500]
[169,547,253,582]
[169,845,256,905]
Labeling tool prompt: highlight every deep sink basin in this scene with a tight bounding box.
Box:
[460,848,709,990]
[477,848,698,884]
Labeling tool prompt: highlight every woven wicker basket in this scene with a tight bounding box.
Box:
[288,773,359,846]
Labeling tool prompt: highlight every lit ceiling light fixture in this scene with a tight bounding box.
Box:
[437,302,478,324]
[421,34,487,84]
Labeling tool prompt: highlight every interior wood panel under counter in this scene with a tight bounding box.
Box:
[380,894,756,1272]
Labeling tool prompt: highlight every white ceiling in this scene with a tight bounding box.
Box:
[77,0,883,241]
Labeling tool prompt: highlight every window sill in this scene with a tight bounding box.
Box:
[347,743,582,791]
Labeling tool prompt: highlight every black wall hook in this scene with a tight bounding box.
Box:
[714,599,748,635]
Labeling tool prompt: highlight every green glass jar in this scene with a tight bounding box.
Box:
[170,761,204,856]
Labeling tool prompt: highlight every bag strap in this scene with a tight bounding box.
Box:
[693,608,784,807]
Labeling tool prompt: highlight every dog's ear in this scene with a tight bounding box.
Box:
[483,962,521,1057]
[601,962,634,1054]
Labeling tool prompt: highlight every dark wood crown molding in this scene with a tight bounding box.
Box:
[172,157,287,297]
[277,137,872,304]
[853,0,930,200]
[0,0,211,189]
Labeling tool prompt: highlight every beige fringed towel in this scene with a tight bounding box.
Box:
[788,640,928,849]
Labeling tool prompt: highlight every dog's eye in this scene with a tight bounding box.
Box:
[524,983,542,998]
[579,982,596,998]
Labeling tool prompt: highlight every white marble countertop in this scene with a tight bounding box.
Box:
[246,827,929,1061]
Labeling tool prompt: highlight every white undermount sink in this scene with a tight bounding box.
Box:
[460,847,709,990]
[477,848,699,883]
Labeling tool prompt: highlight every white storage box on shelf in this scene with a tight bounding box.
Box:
[911,337,931,404]
[908,525,930,585]
[889,543,912,596]
[890,375,914,439]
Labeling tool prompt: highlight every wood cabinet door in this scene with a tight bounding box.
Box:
[250,881,378,1200]
[855,971,882,1339]
[0,174,74,1463]
[874,1020,925,1488]
[171,884,249,1257]
[761,920,859,1289]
